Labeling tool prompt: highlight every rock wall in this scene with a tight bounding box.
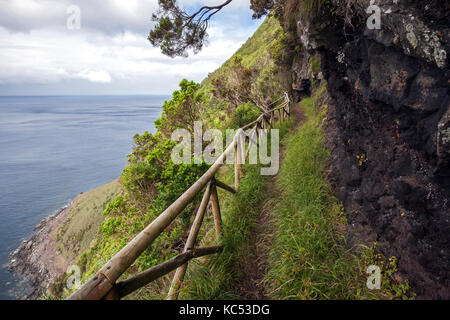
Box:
[290,0,449,298]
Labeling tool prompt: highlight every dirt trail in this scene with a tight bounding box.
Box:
[236,105,305,299]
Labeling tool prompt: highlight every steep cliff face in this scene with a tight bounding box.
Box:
[290,0,449,298]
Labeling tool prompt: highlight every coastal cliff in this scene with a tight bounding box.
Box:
[8,180,121,299]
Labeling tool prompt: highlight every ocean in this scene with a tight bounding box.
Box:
[0,95,166,299]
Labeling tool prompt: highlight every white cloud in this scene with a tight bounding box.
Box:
[75,70,112,83]
[0,0,262,95]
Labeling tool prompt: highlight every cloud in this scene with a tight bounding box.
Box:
[0,0,158,34]
[75,70,112,83]
[0,0,262,95]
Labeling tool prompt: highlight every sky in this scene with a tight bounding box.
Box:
[0,0,262,96]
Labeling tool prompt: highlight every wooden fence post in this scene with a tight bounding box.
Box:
[234,143,242,191]
[284,92,290,117]
[166,181,212,300]
[215,179,236,194]
[210,178,223,240]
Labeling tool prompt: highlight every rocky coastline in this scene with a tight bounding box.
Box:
[8,195,81,300]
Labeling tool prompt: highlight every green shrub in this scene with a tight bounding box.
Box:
[228,102,260,129]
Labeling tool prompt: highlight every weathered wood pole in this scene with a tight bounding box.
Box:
[265,115,271,130]
[107,245,223,299]
[244,125,258,161]
[285,92,290,117]
[166,181,212,300]
[234,143,242,191]
[210,179,223,240]
[215,179,236,194]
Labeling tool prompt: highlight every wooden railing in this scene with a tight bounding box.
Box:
[68,93,291,300]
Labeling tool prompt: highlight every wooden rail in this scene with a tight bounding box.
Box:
[68,93,291,300]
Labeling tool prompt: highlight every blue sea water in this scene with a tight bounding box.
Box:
[0,95,166,299]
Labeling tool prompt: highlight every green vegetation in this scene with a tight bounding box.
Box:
[362,244,416,300]
[234,16,283,67]
[155,79,204,135]
[200,16,289,118]
[309,54,321,76]
[228,102,261,129]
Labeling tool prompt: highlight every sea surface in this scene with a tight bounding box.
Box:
[0,95,166,299]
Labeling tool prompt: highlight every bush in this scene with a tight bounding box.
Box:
[228,102,261,129]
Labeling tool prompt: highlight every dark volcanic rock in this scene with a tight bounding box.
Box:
[437,107,450,182]
[291,0,450,299]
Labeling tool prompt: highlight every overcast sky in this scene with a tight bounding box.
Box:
[0,0,261,96]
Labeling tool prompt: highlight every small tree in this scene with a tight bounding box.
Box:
[148,0,233,57]
[155,79,204,136]
[211,55,275,113]
[211,55,257,109]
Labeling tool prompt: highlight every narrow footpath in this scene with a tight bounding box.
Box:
[236,104,305,299]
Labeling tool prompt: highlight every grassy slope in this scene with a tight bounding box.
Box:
[200,15,282,87]
[48,179,122,297]
[56,179,122,261]
[198,15,286,129]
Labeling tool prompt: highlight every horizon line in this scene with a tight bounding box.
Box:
[0,93,172,97]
